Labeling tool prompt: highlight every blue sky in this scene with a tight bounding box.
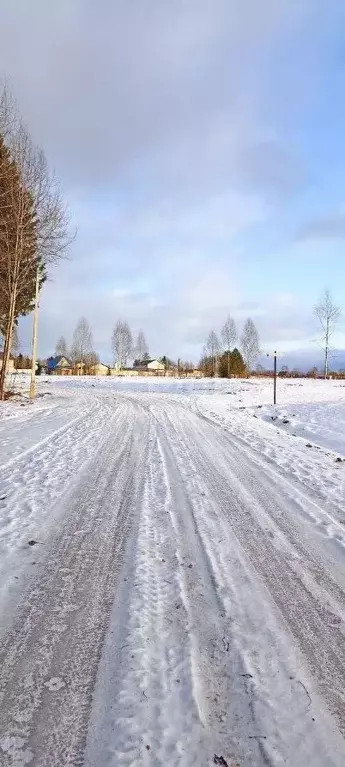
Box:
[1,1,345,365]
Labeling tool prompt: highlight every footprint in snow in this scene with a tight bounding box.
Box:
[44,677,65,692]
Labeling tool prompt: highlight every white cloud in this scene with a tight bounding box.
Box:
[1,0,339,361]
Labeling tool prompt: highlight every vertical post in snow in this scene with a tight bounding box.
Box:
[273,350,277,405]
[324,326,329,379]
[29,267,40,400]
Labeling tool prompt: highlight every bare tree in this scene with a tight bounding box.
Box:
[241,318,260,375]
[135,329,149,363]
[55,335,68,357]
[314,289,341,379]
[111,320,133,370]
[86,351,100,374]
[0,128,37,391]
[221,315,237,377]
[70,318,93,373]
[0,83,74,398]
[205,330,220,376]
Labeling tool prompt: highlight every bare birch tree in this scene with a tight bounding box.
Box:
[134,329,149,362]
[55,335,68,357]
[221,315,237,377]
[205,330,220,376]
[111,320,133,370]
[314,289,341,378]
[241,318,260,375]
[87,351,100,374]
[0,83,74,398]
[70,318,94,372]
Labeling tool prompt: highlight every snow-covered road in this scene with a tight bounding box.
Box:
[0,388,345,766]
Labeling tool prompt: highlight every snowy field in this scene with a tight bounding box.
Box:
[0,376,345,766]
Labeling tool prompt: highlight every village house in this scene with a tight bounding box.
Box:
[89,361,110,376]
[47,356,113,376]
[133,358,166,375]
[47,355,74,375]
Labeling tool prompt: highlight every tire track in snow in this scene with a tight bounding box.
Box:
[155,423,275,767]
[0,391,108,470]
[109,393,345,765]
[84,417,209,767]
[86,398,278,766]
[0,394,120,632]
[192,396,345,530]
[0,401,149,767]
[2,391,345,766]
[161,402,345,740]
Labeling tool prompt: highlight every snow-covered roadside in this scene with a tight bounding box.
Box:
[0,387,90,466]
[0,386,119,633]
[191,381,345,521]
[259,400,345,456]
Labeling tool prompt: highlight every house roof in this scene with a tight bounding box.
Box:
[135,358,162,367]
[47,355,72,370]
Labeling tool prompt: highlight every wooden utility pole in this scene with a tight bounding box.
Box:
[29,267,40,400]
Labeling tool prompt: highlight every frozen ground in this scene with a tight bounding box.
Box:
[0,376,344,766]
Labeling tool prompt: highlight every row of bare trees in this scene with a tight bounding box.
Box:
[203,316,260,376]
[203,292,342,379]
[0,83,73,398]
[53,291,341,378]
[54,319,97,370]
[111,321,150,370]
[53,319,151,371]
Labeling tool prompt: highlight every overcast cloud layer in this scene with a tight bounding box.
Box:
[1,1,345,363]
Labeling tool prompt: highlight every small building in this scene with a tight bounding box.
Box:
[90,362,110,376]
[0,353,15,374]
[134,359,165,373]
[47,355,73,375]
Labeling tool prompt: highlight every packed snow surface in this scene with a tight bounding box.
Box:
[0,376,344,766]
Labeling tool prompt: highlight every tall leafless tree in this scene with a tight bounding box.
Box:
[135,329,149,362]
[55,335,68,357]
[205,330,220,376]
[87,351,100,374]
[111,320,133,370]
[221,315,237,377]
[70,318,94,372]
[241,318,260,375]
[0,83,74,399]
[314,289,341,378]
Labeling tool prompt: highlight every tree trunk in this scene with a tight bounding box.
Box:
[325,345,329,379]
[325,319,329,379]
[227,350,230,378]
[0,284,17,400]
